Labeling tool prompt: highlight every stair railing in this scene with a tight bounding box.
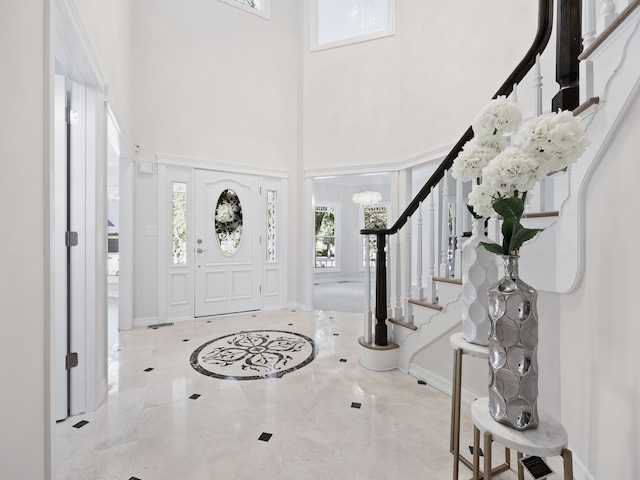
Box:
[360,0,554,347]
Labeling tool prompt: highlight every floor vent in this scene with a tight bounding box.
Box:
[148,322,174,329]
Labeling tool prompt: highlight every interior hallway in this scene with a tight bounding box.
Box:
[56,307,563,479]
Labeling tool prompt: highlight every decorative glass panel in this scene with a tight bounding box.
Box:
[172,183,187,265]
[266,190,277,262]
[315,205,336,268]
[215,189,243,256]
[363,205,387,267]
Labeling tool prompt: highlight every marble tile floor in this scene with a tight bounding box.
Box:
[56,309,562,479]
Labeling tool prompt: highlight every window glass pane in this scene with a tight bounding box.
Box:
[172,183,187,265]
[316,0,392,47]
[363,206,387,267]
[215,189,243,256]
[315,205,336,268]
[266,190,277,262]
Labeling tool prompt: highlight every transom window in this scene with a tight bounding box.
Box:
[218,0,271,19]
[311,0,395,51]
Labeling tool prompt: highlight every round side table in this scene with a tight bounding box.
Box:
[471,397,574,480]
[450,333,510,479]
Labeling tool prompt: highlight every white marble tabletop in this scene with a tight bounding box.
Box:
[450,332,489,359]
[471,397,568,457]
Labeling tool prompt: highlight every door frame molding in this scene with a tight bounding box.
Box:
[156,155,289,324]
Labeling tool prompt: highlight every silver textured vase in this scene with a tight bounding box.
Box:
[461,218,498,346]
[487,255,539,430]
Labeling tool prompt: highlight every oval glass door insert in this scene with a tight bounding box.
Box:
[214,189,243,255]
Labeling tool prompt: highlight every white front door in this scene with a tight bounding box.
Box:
[194,170,262,317]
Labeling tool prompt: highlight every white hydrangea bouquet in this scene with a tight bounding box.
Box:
[452,97,589,255]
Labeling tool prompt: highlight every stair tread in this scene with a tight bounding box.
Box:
[408,298,443,311]
[432,276,462,285]
[388,318,418,331]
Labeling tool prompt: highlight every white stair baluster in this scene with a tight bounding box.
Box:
[531,53,546,212]
[599,0,617,31]
[440,172,450,278]
[428,188,436,302]
[416,201,424,301]
[455,178,463,278]
[364,234,372,344]
[404,219,412,322]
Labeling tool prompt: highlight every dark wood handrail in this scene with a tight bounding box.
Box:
[361,0,554,238]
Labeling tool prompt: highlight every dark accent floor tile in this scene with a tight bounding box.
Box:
[258,432,272,442]
[288,323,293,326]
[351,402,361,409]
[189,394,201,400]
[339,358,347,363]
[183,339,189,342]
[144,367,154,372]
[333,333,339,336]
[520,456,553,478]
[417,380,427,385]
[129,477,142,480]
[469,445,483,457]
[72,420,89,429]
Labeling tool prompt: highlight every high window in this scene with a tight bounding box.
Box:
[311,0,395,51]
[219,0,271,19]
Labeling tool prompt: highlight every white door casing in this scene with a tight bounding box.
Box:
[194,170,262,317]
[54,74,68,421]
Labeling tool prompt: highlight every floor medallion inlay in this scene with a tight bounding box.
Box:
[190,329,318,380]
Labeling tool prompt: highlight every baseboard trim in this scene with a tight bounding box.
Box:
[408,363,478,407]
[133,316,158,328]
[573,455,595,480]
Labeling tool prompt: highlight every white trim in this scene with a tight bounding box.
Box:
[310,0,395,52]
[572,455,596,480]
[133,316,160,328]
[55,0,103,85]
[304,146,448,178]
[217,0,271,20]
[156,153,288,179]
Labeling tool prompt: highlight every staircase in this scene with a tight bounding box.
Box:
[358,0,640,402]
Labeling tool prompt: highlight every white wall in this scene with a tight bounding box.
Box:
[73,0,135,136]
[0,2,49,478]
[302,0,543,171]
[131,0,301,321]
[558,93,640,479]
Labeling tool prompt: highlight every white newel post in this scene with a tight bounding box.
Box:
[427,189,436,302]
[364,234,372,344]
[455,178,463,278]
[440,173,450,278]
[416,201,424,300]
